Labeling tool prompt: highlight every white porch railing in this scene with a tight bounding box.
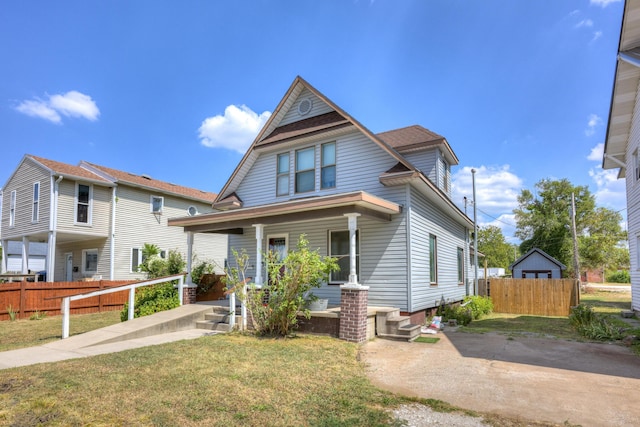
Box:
[61,273,186,339]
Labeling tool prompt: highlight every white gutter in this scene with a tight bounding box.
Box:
[109,186,117,280]
[47,175,63,282]
[619,51,640,68]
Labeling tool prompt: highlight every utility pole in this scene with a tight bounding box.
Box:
[571,193,580,283]
[472,169,478,296]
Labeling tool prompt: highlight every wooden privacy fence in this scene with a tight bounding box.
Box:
[479,278,580,316]
[0,280,133,321]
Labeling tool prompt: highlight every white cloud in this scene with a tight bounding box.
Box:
[590,0,622,8]
[452,165,523,240]
[49,91,100,121]
[15,98,61,123]
[585,114,602,136]
[587,142,604,161]
[15,91,100,123]
[591,30,603,42]
[198,104,271,153]
[575,19,594,29]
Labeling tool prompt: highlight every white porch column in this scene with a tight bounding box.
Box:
[1,239,7,274]
[186,231,194,284]
[344,213,361,285]
[47,231,56,282]
[22,237,30,274]
[253,224,264,286]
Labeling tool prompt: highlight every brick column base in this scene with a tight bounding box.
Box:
[339,284,369,343]
[183,286,197,305]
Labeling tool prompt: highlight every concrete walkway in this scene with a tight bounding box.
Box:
[0,302,222,370]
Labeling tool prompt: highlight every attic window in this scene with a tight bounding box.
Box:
[298,98,312,116]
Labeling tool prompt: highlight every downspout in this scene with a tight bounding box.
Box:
[48,175,63,282]
[404,184,412,313]
[109,187,117,280]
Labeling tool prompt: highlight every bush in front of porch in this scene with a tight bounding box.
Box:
[225,234,338,337]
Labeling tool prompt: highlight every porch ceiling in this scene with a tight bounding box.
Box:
[168,191,402,234]
[2,230,108,245]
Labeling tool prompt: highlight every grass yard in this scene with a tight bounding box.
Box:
[0,310,121,352]
[460,288,640,349]
[0,334,404,426]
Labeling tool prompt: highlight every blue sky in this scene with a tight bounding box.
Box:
[0,0,626,243]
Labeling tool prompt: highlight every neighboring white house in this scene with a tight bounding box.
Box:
[603,0,640,312]
[170,76,475,320]
[0,155,227,282]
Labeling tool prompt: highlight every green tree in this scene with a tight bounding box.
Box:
[513,178,626,278]
[477,225,515,270]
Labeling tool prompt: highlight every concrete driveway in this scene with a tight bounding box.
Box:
[361,330,640,427]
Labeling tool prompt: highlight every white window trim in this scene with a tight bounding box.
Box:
[329,229,360,284]
[321,142,336,190]
[150,195,164,213]
[429,234,438,285]
[266,234,288,284]
[131,247,143,273]
[276,152,290,197]
[295,146,316,194]
[74,183,93,225]
[82,248,98,274]
[9,190,16,227]
[32,182,40,223]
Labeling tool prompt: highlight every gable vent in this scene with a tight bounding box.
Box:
[297,98,312,116]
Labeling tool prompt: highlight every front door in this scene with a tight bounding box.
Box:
[65,253,73,281]
[267,235,287,285]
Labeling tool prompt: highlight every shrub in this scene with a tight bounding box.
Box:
[606,270,630,284]
[441,304,473,326]
[120,282,180,322]
[463,295,494,320]
[6,305,17,321]
[569,304,624,341]
[191,258,216,286]
[29,311,47,320]
[224,234,338,337]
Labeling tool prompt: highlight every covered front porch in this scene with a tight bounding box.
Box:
[169,190,414,343]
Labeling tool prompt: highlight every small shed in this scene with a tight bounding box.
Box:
[509,248,566,279]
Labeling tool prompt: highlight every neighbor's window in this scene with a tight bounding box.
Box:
[277,152,290,196]
[429,234,438,284]
[82,248,98,274]
[295,147,315,193]
[321,142,336,189]
[329,230,360,283]
[76,183,91,224]
[150,196,164,213]
[457,247,464,285]
[32,182,40,222]
[9,190,16,227]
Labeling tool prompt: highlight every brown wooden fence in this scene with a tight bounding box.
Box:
[0,280,134,321]
[479,278,580,316]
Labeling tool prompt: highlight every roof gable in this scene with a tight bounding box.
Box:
[509,247,566,270]
[377,125,459,165]
[214,76,414,206]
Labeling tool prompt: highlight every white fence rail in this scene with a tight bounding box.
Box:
[61,274,186,339]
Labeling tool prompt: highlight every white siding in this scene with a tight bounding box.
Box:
[403,150,438,183]
[279,87,333,126]
[113,185,227,280]
[236,131,403,207]
[408,186,469,311]
[55,180,111,237]
[227,194,409,308]
[626,80,640,311]
[0,159,51,240]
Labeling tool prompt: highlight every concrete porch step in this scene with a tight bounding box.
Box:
[378,323,422,342]
[196,320,233,332]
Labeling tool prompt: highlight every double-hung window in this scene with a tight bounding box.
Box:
[276,153,290,196]
[429,234,438,285]
[329,230,359,283]
[82,249,98,274]
[295,147,315,193]
[76,183,91,224]
[9,190,16,226]
[32,182,40,223]
[321,142,336,189]
[150,196,164,213]
[457,247,464,285]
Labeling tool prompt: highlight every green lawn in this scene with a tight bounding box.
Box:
[0,310,121,352]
